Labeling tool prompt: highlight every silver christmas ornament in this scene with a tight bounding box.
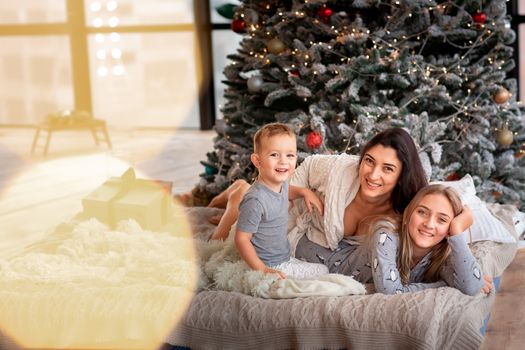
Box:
[247,75,264,93]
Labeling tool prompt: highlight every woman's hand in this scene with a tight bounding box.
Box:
[264,267,287,279]
[481,275,493,295]
[449,205,473,236]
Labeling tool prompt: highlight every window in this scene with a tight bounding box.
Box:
[517,0,525,101]
[210,0,242,120]
[0,0,202,128]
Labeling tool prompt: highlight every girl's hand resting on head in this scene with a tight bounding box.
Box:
[481,275,493,295]
[448,205,473,236]
[264,267,287,279]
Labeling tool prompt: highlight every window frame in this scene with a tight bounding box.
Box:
[0,0,213,129]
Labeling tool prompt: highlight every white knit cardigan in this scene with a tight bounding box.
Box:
[288,154,360,253]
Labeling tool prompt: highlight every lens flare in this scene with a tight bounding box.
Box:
[0,154,197,349]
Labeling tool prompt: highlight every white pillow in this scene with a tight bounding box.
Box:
[513,210,525,240]
[430,175,517,244]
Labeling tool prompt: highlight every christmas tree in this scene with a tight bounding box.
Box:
[198,0,525,210]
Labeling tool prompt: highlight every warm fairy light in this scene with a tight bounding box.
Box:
[96,49,106,59]
[90,1,102,12]
[97,66,109,76]
[112,64,125,75]
[92,17,103,27]
[110,32,120,42]
[106,0,118,11]
[111,48,122,59]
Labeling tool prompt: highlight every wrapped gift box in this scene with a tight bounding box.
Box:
[81,168,173,230]
[113,180,167,231]
[82,178,124,227]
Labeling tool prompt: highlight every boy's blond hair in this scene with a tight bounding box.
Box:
[253,123,295,153]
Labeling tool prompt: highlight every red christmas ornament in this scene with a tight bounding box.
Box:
[289,70,300,78]
[317,6,333,22]
[472,11,486,24]
[446,172,460,181]
[231,18,246,33]
[306,131,323,149]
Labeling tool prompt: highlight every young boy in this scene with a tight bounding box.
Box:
[235,123,329,279]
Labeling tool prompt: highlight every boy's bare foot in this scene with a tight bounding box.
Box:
[174,192,193,206]
[208,214,222,225]
[207,195,225,209]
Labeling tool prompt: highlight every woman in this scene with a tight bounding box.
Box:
[314,184,492,295]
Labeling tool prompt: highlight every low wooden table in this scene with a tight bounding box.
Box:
[31,118,112,155]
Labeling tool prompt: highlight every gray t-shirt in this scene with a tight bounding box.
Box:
[236,181,291,266]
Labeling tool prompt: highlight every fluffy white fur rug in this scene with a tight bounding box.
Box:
[198,229,366,298]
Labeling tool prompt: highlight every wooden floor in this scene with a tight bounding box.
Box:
[0,126,523,349]
[0,126,214,256]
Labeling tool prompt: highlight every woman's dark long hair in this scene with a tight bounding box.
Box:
[359,128,428,214]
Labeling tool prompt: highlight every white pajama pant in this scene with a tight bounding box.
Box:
[271,257,329,279]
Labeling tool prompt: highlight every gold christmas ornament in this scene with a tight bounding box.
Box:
[493,87,511,104]
[496,127,513,146]
[267,38,285,54]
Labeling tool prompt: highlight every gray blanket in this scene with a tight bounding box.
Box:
[168,207,518,350]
